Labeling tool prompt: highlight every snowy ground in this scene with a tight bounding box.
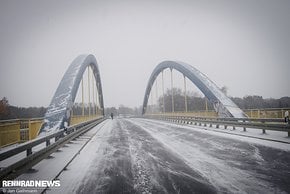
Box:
[6,118,290,194]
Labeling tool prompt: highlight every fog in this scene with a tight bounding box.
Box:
[0,0,289,108]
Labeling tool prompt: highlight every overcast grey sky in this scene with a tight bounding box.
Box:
[0,0,289,108]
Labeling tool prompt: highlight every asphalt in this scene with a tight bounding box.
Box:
[22,118,290,194]
[73,119,216,194]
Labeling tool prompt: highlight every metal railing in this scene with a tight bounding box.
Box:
[0,118,43,147]
[0,115,104,147]
[145,115,290,137]
[145,108,290,119]
[243,108,290,119]
[0,117,105,182]
[70,114,103,126]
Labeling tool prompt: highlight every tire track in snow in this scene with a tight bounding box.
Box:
[76,119,135,194]
[131,118,288,194]
[120,119,217,194]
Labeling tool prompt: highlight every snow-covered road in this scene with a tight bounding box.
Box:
[18,118,290,194]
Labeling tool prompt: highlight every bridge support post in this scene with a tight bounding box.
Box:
[26,148,32,157]
[92,76,95,117]
[88,67,91,117]
[162,70,165,113]
[150,90,153,113]
[46,139,50,147]
[26,147,34,171]
[96,83,99,115]
[155,77,158,106]
[205,98,208,113]
[184,75,188,112]
[170,68,174,113]
[82,78,84,116]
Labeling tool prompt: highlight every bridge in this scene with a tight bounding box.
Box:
[1,54,290,194]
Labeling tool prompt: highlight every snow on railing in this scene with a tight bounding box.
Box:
[0,117,104,182]
[145,115,290,137]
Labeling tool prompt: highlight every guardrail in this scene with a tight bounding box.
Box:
[0,117,105,182]
[146,111,218,118]
[145,115,290,137]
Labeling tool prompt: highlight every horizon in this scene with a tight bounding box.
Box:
[1,0,290,108]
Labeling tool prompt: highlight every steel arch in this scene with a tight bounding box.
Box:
[40,54,104,133]
[142,61,247,118]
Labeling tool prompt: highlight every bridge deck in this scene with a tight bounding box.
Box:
[12,118,290,193]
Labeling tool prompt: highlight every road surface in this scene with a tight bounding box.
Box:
[17,118,290,193]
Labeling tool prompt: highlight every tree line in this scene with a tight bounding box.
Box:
[231,96,290,109]
[0,97,142,120]
[154,88,214,112]
[0,97,46,120]
[1,92,290,120]
[149,88,290,113]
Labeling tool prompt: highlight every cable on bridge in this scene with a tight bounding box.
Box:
[39,54,105,134]
[142,61,247,118]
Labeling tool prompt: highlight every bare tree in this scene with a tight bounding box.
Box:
[0,97,9,115]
